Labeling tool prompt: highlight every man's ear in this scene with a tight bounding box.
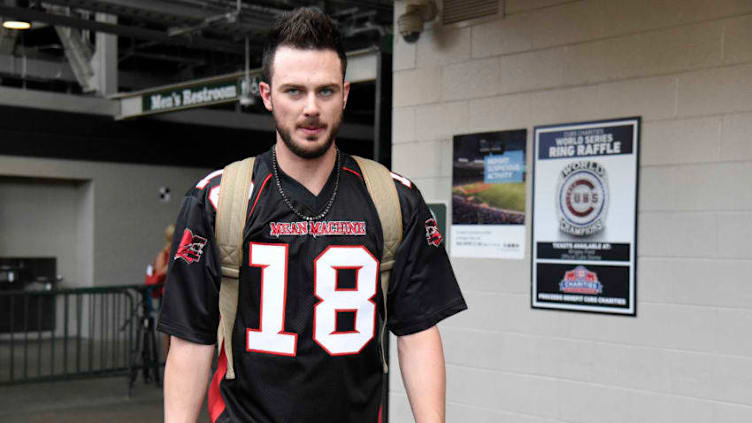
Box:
[342,81,350,110]
[259,81,273,111]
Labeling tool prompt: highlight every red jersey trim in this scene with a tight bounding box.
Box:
[249,173,272,218]
[342,166,362,179]
[208,341,228,423]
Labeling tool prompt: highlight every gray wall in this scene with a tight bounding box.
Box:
[0,177,92,287]
[0,155,210,287]
[390,0,752,421]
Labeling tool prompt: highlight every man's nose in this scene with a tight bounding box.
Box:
[303,92,320,116]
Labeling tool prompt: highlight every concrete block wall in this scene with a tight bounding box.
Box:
[390,0,752,421]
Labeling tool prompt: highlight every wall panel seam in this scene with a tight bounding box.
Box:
[471,11,752,60]
[444,363,752,408]
[641,159,752,168]
[440,326,752,357]
[445,399,568,421]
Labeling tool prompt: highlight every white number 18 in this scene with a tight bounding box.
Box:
[246,243,378,357]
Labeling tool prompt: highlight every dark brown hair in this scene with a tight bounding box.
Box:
[261,7,347,84]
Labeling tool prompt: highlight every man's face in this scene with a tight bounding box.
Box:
[259,46,350,159]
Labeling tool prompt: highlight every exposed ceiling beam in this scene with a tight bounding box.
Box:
[53,25,97,92]
[0,85,373,139]
[0,85,117,115]
[0,47,379,95]
[0,53,187,88]
[43,0,215,22]
[0,53,76,81]
[40,0,275,34]
[0,5,244,54]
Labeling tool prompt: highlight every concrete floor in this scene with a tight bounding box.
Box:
[0,376,210,422]
[0,330,211,422]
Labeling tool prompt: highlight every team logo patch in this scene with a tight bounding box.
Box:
[556,160,609,237]
[174,229,208,264]
[559,265,603,295]
[424,218,443,247]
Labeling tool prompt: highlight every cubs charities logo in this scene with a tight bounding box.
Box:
[174,229,207,264]
[556,160,609,237]
[424,218,443,247]
[559,265,603,295]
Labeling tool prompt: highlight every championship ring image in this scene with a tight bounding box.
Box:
[556,161,609,236]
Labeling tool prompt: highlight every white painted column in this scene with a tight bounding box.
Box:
[93,13,118,95]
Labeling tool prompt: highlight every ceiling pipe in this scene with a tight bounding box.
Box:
[0,5,244,53]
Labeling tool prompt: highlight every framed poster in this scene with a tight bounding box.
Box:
[531,117,640,315]
[451,129,527,259]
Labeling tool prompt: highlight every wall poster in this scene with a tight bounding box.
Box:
[532,117,639,315]
[451,129,527,259]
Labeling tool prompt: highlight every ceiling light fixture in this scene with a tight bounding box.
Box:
[3,20,31,30]
[3,0,32,30]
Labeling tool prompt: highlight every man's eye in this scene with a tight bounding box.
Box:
[319,88,334,96]
[286,88,301,96]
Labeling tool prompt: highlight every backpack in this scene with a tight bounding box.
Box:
[214,155,402,379]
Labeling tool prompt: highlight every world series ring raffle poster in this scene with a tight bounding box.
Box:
[532,118,639,315]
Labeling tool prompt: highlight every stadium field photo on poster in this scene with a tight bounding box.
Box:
[451,129,527,259]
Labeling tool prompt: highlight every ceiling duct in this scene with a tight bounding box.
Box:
[442,0,501,25]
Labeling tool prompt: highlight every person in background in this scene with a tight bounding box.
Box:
[146,223,174,359]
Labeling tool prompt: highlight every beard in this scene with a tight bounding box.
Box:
[274,112,342,160]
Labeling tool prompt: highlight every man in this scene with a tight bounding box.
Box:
[159,7,466,423]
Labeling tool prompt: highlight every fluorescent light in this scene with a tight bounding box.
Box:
[3,20,31,30]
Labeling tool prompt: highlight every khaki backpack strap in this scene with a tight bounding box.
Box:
[215,157,254,380]
[352,156,402,374]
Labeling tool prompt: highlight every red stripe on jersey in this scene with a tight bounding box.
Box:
[208,342,228,423]
[342,166,362,179]
[249,173,272,218]
[378,403,382,423]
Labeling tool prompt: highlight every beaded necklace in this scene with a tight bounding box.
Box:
[271,147,341,222]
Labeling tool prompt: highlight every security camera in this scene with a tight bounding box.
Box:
[398,0,438,44]
[398,12,423,43]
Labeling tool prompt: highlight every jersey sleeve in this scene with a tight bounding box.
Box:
[386,179,467,336]
[157,178,222,345]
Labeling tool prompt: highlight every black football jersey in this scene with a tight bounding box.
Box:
[158,149,467,423]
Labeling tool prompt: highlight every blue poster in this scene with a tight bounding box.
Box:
[484,151,525,183]
[452,129,527,259]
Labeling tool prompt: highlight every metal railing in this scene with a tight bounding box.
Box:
[0,284,161,389]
